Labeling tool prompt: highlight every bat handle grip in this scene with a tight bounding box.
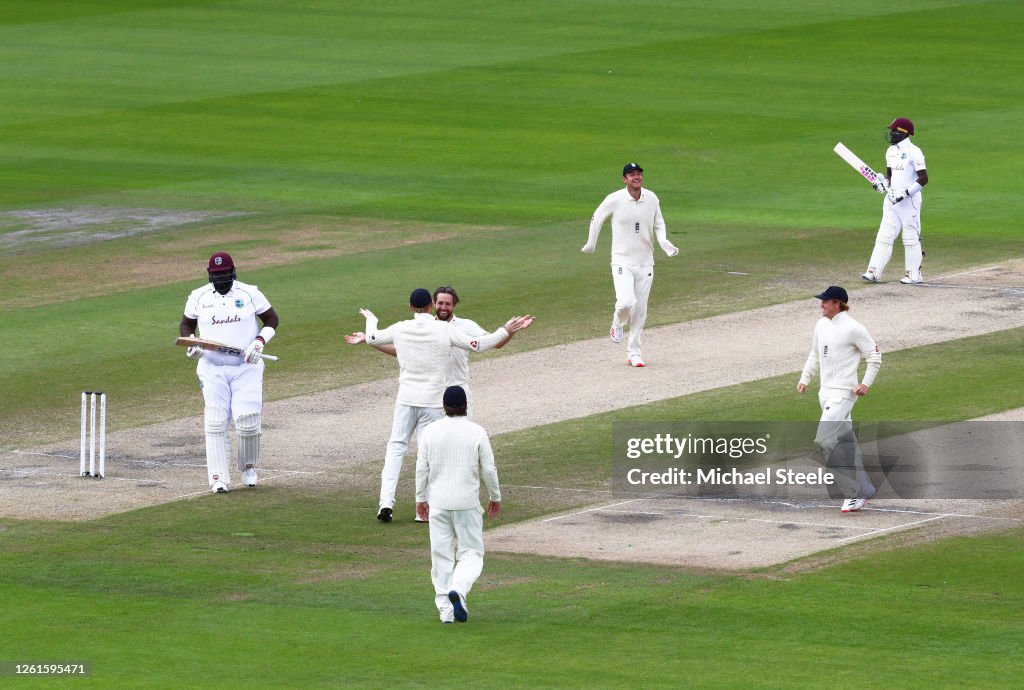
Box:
[258,353,279,362]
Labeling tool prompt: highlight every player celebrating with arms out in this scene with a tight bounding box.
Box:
[862,117,929,285]
[582,162,679,368]
[179,252,279,493]
[344,286,519,418]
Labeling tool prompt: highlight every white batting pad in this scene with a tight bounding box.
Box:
[204,406,231,486]
[868,222,900,278]
[235,412,262,472]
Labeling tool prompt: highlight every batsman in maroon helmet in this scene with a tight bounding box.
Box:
[861,117,929,285]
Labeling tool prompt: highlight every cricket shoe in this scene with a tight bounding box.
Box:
[243,467,258,487]
[211,481,229,494]
[840,497,865,513]
[861,272,880,284]
[610,321,623,343]
[841,486,875,513]
[627,355,645,368]
[448,590,468,622]
[376,507,393,523]
[899,274,923,285]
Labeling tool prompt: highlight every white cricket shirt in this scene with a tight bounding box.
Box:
[447,316,488,387]
[586,187,672,266]
[886,139,926,194]
[366,312,509,407]
[415,416,501,510]
[799,311,882,400]
[184,280,271,366]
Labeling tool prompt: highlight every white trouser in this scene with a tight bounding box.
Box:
[867,195,923,281]
[197,359,264,487]
[379,404,444,509]
[429,506,485,620]
[611,264,655,358]
[815,394,875,499]
[197,358,264,418]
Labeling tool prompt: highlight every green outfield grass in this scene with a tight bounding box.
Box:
[3,1,1024,687]
[3,0,1023,446]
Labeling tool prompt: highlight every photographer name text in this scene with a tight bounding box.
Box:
[626,467,834,486]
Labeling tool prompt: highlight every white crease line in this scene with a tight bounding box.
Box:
[0,468,323,481]
[933,266,1002,280]
[837,515,948,542]
[253,468,326,475]
[505,484,613,493]
[918,283,1024,293]
[600,508,867,531]
[10,450,76,459]
[863,506,1020,520]
[647,507,864,528]
[542,498,646,523]
[556,502,1019,536]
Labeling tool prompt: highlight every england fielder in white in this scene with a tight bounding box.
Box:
[415,385,501,624]
[361,288,531,522]
[179,252,279,493]
[582,162,679,367]
[797,286,881,513]
[344,286,516,419]
[862,117,929,285]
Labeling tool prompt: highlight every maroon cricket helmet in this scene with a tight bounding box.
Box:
[888,117,915,136]
[207,252,234,273]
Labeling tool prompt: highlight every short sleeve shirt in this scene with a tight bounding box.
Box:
[184,280,271,365]
[886,140,926,192]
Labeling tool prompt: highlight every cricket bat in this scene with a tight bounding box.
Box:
[834,142,887,189]
[175,336,279,361]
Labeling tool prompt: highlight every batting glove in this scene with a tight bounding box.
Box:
[887,188,907,205]
[243,338,265,364]
[186,345,204,360]
[581,243,596,254]
[872,178,888,193]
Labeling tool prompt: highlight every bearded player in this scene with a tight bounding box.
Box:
[861,118,929,285]
[344,286,518,418]
[179,252,279,493]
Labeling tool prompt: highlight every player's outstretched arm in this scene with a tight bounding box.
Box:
[344,331,397,356]
[502,315,534,334]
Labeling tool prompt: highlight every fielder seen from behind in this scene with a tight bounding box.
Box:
[179,252,279,493]
[359,288,532,523]
[415,385,501,624]
[582,162,679,368]
[796,286,881,513]
[862,117,929,285]
[344,286,519,419]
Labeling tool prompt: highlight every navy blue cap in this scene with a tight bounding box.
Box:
[443,385,467,408]
[410,288,432,308]
[623,162,644,176]
[815,286,849,303]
